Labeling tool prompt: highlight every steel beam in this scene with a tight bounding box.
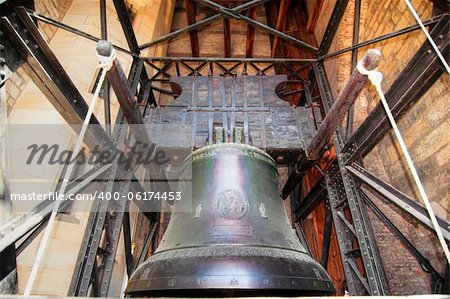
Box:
[100,0,111,135]
[194,0,318,52]
[293,179,327,221]
[0,164,111,253]
[315,61,389,295]
[343,15,449,162]
[143,56,315,62]
[346,163,450,241]
[318,0,350,55]
[319,15,442,60]
[1,8,113,150]
[26,9,134,56]
[345,0,361,140]
[112,0,140,54]
[282,50,381,198]
[138,0,270,50]
[360,190,445,293]
[122,212,134,278]
[68,119,129,297]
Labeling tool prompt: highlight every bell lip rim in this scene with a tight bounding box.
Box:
[183,143,277,165]
[125,275,336,295]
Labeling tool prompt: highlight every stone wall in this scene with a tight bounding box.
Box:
[5,0,73,112]
[305,0,449,294]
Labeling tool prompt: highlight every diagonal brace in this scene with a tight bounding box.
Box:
[194,0,318,52]
[138,0,271,50]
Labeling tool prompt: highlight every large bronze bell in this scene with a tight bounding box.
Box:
[126,143,335,296]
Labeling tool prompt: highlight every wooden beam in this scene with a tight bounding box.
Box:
[271,0,291,55]
[185,0,200,57]
[245,7,257,58]
[307,0,323,33]
[223,3,232,58]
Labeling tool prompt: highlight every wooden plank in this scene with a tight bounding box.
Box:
[184,0,200,57]
[271,0,291,55]
[223,3,232,58]
[307,0,324,33]
[245,7,257,58]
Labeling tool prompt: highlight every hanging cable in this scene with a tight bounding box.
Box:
[357,60,450,264]
[403,0,449,74]
[23,45,116,296]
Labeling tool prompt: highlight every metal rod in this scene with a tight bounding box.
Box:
[26,9,135,57]
[100,0,111,135]
[142,56,315,63]
[320,15,442,60]
[135,221,158,269]
[139,0,269,50]
[194,0,318,52]
[307,49,382,159]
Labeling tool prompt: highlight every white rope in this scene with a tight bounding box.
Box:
[357,60,450,264]
[23,48,116,296]
[403,0,450,74]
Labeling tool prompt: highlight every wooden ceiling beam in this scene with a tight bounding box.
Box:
[185,0,200,57]
[223,3,232,57]
[271,0,291,55]
[245,6,257,58]
[307,0,324,33]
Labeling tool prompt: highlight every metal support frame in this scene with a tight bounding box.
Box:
[0,8,112,150]
[346,163,450,240]
[290,10,449,296]
[194,0,318,52]
[359,190,445,293]
[345,0,361,140]
[343,15,449,162]
[112,0,140,54]
[0,0,448,296]
[68,58,145,297]
[138,0,270,50]
[293,178,326,221]
[314,61,389,295]
[318,0,350,56]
